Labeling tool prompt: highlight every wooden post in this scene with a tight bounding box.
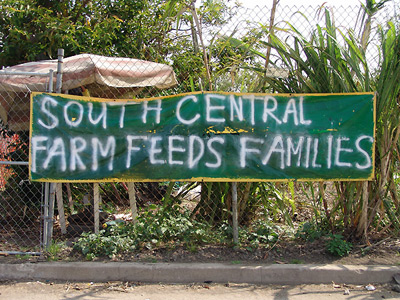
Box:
[66,183,73,212]
[128,182,138,224]
[55,183,66,235]
[264,0,279,71]
[357,181,369,242]
[232,182,239,245]
[93,183,100,234]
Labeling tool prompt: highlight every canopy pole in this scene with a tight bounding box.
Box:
[48,69,54,92]
[56,49,64,93]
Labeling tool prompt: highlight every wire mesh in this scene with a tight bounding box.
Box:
[0,2,397,253]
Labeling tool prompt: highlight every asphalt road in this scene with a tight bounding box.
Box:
[0,281,399,300]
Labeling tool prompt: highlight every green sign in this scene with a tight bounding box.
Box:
[30,92,375,182]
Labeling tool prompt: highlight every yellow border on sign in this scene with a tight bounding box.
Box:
[372,92,377,181]
[34,176,374,183]
[29,91,376,183]
[29,92,34,181]
[31,90,376,103]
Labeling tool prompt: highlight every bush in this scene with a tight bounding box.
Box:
[74,204,225,259]
[295,221,326,242]
[73,204,283,259]
[326,234,353,257]
[239,219,281,251]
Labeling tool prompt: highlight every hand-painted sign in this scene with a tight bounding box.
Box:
[29,92,375,182]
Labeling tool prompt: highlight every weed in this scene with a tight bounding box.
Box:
[73,205,283,260]
[143,257,158,263]
[360,247,371,256]
[185,242,198,253]
[16,254,32,260]
[239,219,281,251]
[289,259,303,264]
[326,234,353,257]
[295,221,325,242]
[74,205,225,259]
[46,241,65,261]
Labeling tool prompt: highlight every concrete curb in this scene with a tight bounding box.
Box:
[1,262,400,284]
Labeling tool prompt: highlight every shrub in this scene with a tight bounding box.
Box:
[326,234,353,257]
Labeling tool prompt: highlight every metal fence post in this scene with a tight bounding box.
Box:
[45,183,56,248]
[42,67,56,250]
[43,48,64,248]
[94,183,100,234]
[42,69,54,249]
[42,182,50,249]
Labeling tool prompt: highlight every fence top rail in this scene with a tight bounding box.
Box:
[0,161,29,166]
[0,70,54,77]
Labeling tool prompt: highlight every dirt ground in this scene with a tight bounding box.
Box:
[2,181,400,266]
[0,281,399,300]
[110,237,400,266]
[1,236,400,266]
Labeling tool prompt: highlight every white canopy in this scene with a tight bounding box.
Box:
[0,54,177,131]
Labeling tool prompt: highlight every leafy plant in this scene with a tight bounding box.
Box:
[290,259,304,264]
[217,1,400,240]
[46,241,66,261]
[74,223,136,259]
[74,204,225,259]
[295,221,326,242]
[15,254,32,260]
[73,203,284,260]
[326,234,353,257]
[239,219,281,250]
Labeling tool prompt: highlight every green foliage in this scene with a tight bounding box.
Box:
[239,219,281,250]
[73,204,282,259]
[45,241,66,261]
[134,204,215,246]
[15,254,32,260]
[0,0,171,64]
[326,234,353,257]
[295,221,326,242]
[289,259,304,264]
[0,0,235,95]
[217,2,400,238]
[2,0,399,245]
[74,204,220,259]
[74,221,136,259]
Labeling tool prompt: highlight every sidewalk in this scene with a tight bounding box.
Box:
[0,281,397,300]
[1,262,400,284]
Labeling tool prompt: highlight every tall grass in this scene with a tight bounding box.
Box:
[218,2,400,240]
[267,10,400,240]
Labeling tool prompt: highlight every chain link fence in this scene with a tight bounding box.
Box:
[0,2,397,254]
